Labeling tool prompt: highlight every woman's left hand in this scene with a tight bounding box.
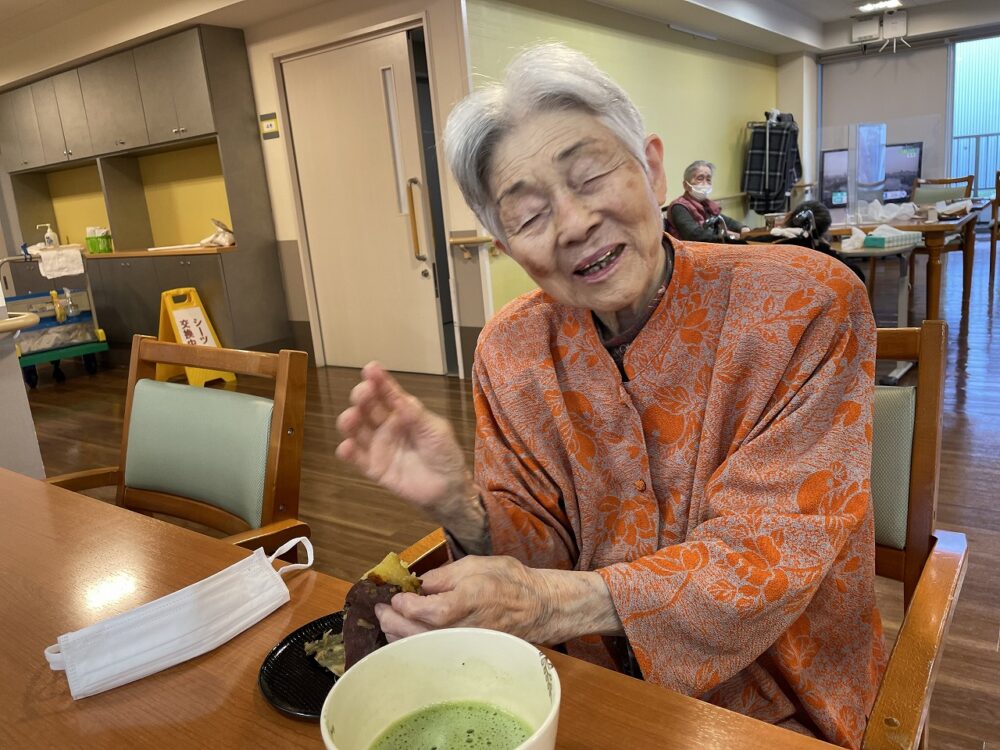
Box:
[374,556,622,645]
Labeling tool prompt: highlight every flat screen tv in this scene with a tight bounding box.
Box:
[881,142,923,202]
[820,142,923,207]
[820,149,848,208]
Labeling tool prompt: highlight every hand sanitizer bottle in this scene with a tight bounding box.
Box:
[36,223,58,248]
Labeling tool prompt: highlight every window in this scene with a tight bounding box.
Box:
[951,35,1000,198]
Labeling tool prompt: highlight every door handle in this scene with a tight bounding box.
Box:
[406,177,428,262]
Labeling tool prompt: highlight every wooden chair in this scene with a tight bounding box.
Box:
[990,170,999,286]
[48,334,311,556]
[400,323,967,750]
[910,175,974,205]
[865,320,968,749]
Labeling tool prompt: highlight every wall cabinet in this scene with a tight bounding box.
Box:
[133,29,214,144]
[78,50,150,155]
[31,71,94,163]
[2,26,289,352]
[0,93,21,173]
[0,87,46,171]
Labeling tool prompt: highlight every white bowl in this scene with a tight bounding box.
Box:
[320,627,560,750]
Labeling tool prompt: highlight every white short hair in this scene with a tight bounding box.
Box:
[443,43,648,241]
[683,160,715,183]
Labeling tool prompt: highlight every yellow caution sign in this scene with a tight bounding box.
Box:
[156,287,236,387]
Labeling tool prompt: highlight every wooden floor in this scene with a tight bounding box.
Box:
[26,235,1000,749]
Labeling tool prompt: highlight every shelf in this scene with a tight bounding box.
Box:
[84,245,237,260]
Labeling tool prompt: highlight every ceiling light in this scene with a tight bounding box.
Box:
[857,0,901,12]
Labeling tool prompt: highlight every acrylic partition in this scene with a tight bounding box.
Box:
[818,112,948,226]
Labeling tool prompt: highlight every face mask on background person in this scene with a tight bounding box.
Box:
[686,182,713,200]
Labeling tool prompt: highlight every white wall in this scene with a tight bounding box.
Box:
[777,53,818,186]
[820,45,949,179]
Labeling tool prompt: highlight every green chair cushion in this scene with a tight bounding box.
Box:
[911,185,968,204]
[871,385,916,550]
[124,379,274,528]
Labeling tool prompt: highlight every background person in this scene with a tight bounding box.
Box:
[665,160,749,242]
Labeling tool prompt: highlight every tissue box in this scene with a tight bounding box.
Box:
[863,230,923,249]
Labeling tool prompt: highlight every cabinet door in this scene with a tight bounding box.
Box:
[29,79,68,164]
[0,92,21,172]
[93,260,132,343]
[152,256,191,292]
[52,70,94,160]
[134,30,214,144]
[185,255,232,346]
[99,259,161,342]
[11,87,44,169]
[131,258,164,335]
[79,50,149,154]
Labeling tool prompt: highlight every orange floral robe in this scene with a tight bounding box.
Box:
[473,239,886,748]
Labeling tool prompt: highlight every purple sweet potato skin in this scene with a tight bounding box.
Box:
[342,578,401,670]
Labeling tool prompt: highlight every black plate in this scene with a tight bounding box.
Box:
[259,610,344,720]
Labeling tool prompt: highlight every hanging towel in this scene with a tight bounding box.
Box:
[37,246,85,279]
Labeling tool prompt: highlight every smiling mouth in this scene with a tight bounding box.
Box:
[575,244,625,276]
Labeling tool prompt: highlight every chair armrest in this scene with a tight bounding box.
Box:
[862,530,969,750]
[400,528,449,576]
[224,518,311,558]
[47,466,121,492]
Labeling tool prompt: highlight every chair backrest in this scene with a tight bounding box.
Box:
[117,334,308,535]
[911,175,973,204]
[872,321,946,608]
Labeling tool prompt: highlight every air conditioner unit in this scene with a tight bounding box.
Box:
[883,9,908,39]
[851,15,882,43]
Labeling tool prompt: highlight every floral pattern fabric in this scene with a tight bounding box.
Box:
[473,238,886,748]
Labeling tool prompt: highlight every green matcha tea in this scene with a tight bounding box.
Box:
[369,700,533,750]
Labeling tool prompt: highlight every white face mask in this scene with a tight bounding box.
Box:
[686,182,713,199]
[45,536,313,700]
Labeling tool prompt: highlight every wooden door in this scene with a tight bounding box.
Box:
[282,32,445,374]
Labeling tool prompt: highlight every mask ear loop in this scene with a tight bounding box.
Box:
[268,537,315,576]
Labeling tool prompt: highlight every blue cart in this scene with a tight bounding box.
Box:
[0,255,108,388]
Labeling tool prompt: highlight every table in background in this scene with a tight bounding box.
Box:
[829,211,979,321]
[1,468,837,749]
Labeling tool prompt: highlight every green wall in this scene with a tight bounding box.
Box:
[466,0,778,311]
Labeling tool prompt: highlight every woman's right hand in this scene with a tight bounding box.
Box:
[335,362,473,523]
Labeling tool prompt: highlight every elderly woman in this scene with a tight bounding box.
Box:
[665,160,749,241]
[336,44,884,748]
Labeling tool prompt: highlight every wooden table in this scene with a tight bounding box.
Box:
[1,468,835,749]
[830,212,979,321]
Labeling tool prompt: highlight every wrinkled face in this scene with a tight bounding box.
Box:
[489,110,667,316]
[687,165,712,188]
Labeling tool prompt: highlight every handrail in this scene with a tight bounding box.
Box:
[0,311,40,335]
[448,236,494,246]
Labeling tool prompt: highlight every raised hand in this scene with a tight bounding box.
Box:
[335,362,471,519]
